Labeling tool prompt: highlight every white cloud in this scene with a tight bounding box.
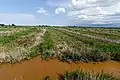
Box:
[55,7,66,14]
[46,0,71,8]
[0,13,36,25]
[0,0,119,26]
[45,0,120,26]
[37,8,48,15]
[65,0,120,25]
[77,15,88,19]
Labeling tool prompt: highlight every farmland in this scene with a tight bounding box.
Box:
[0,27,45,63]
[42,27,120,62]
[0,26,120,80]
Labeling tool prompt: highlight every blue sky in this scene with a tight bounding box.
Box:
[0,0,120,26]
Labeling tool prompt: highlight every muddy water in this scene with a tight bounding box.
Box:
[0,57,120,80]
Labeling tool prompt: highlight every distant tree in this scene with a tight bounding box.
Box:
[11,24,15,26]
[39,25,42,27]
[0,24,5,26]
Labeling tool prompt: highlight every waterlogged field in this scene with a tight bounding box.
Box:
[0,26,120,80]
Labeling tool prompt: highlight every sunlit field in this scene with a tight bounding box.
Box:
[0,26,120,80]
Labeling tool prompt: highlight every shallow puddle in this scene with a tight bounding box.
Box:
[0,57,120,80]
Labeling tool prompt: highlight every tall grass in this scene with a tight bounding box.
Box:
[40,28,120,62]
[60,69,119,80]
[0,28,44,63]
[28,44,42,58]
[56,29,120,61]
[41,31,54,59]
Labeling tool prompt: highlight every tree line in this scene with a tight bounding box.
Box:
[0,24,15,27]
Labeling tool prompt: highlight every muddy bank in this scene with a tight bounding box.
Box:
[0,57,120,80]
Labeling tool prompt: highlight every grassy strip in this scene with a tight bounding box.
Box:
[28,44,42,58]
[57,29,120,53]
[68,27,120,34]
[47,29,91,62]
[53,29,120,61]
[0,28,36,45]
[0,29,43,63]
[75,29,120,40]
[41,31,54,59]
[60,69,119,80]
[0,28,12,31]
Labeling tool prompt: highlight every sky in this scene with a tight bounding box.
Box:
[0,0,120,26]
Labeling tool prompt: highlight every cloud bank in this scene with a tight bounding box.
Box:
[67,0,120,26]
[0,0,120,26]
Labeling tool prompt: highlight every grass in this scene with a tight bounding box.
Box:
[58,29,120,50]
[41,28,120,62]
[0,27,120,62]
[0,28,45,63]
[0,27,120,80]
[43,69,119,80]
[29,44,41,58]
[43,31,53,51]
[0,28,12,31]
[0,28,37,45]
[66,27,120,40]
[41,30,54,59]
[70,28,120,41]
[60,69,119,80]
[51,29,108,62]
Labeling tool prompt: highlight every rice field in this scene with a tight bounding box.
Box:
[0,26,120,80]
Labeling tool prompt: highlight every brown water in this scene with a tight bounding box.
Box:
[0,57,120,80]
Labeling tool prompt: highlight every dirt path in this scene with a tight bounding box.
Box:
[0,56,120,80]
